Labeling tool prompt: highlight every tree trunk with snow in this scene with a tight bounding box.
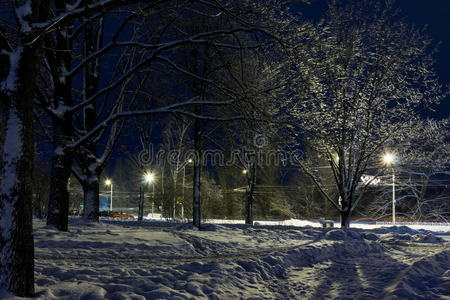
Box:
[47,149,71,230]
[82,177,100,221]
[47,117,73,231]
[138,183,144,221]
[0,0,52,294]
[0,36,39,300]
[192,106,202,228]
[73,18,107,222]
[340,205,352,228]
[45,1,74,232]
[192,161,201,228]
[0,30,9,186]
[0,93,35,297]
[0,103,35,296]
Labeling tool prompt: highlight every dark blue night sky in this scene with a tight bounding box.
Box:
[300,0,450,119]
[399,0,450,118]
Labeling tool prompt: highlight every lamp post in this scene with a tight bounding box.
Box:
[152,180,155,217]
[144,172,155,218]
[181,158,193,219]
[383,153,396,225]
[105,179,113,211]
[138,180,143,221]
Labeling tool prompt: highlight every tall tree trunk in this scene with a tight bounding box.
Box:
[192,159,201,227]
[0,46,39,298]
[245,162,256,225]
[172,168,179,219]
[138,183,144,221]
[0,30,10,186]
[75,18,102,222]
[47,149,71,230]
[192,106,202,228]
[0,0,52,294]
[0,79,6,187]
[0,100,35,296]
[0,1,48,292]
[45,3,73,231]
[339,189,354,228]
[82,177,100,221]
[47,118,72,231]
[340,208,351,228]
[340,194,351,228]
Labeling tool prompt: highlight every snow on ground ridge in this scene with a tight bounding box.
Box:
[1,219,449,299]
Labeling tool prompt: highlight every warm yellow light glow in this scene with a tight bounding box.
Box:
[144,172,154,183]
[105,179,112,186]
[333,153,339,162]
[242,169,248,174]
[383,153,395,165]
[188,158,193,163]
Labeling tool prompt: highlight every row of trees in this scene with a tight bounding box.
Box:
[96,141,448,223]
[1,0,449,296]
[0,0,303,295]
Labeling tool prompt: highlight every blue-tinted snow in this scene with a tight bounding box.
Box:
[1,218,448,299]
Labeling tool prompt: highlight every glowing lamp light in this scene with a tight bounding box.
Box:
[144,173,154,183]
[383,153,395,165]
[105,179,112,186]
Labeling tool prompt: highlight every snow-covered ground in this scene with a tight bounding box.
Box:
[201,218,450,233]
[2,218,449,299]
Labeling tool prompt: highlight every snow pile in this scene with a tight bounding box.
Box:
[2,219,448,299]
[388,251,450,299]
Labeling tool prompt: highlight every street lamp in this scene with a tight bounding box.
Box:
[383,153,396,225]
[105,179,113,211]
[144,172,154,184]
[144,172,155,217]
[138,172,155,221]
[383,153,394,165]
[181,158,193,219]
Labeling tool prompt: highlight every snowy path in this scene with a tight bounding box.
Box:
[4,219,448,299]
[283,243,449,299]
